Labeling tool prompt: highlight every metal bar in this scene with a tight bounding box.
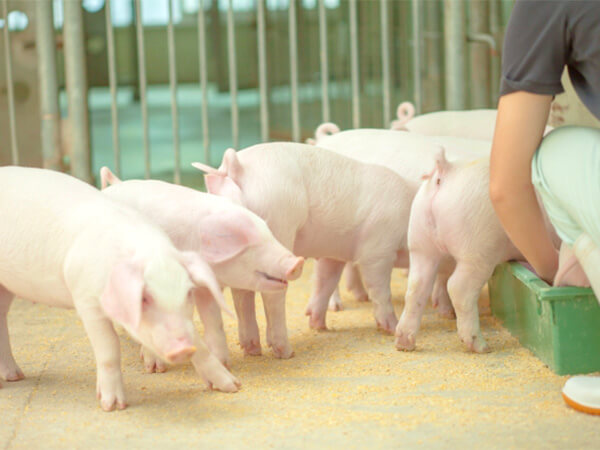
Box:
[349,0,360,128]
[134,0,150,178]
[468,1,491,109]
[35,0,62,170]
[444,0,466,110]
[411,0,422,114]
[318,0,329,123]
[289,0,300,141]
[167,0,180,184]
[105,0,121,175]
[489,0,502,105]
[226,0,239,149]
[63,0,92,182]
[198,0,210,163]
[380,0,391,127]
[424,0,443,111]
[2,0,18,164]
[257,0,269,142]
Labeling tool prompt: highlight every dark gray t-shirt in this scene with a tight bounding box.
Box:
[500,0,600,120]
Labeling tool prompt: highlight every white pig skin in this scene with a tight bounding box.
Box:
[310,126,491,315]
[193,143,415,356]
[0,167,239,410]
[100,168,304,364]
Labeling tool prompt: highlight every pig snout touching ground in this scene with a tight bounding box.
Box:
[101,167,303,362]
[193,143,413,354]
[394,151,522,354]
[0,167,239,411]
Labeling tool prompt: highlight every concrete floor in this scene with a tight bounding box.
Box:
[1,260,598,449]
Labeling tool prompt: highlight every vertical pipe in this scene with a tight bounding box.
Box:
[134,0,150,178]
[257,0,269,142]
[226,0,239,149]
[198,0,210,162]
[411,0,422,114]
[105,0,121,175]
[289,0,300,141]
[469,1,490,108]
[489,0,501,104]
[63,0,92,182]
[380,0,391,127]
[349,0,360,129]
[444,0,466,110]
[167,0,180,184]
[36,0,62,170]
[424,0,443,111]
[2,0,18,164]
[318,0,329,122]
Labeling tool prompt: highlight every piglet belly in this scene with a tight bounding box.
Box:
[293,226,357,261]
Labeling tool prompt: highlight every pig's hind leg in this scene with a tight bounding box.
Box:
[358,256,398,334]
[306,258,345,329]
[0,286,24,382]
[395,252,441,351]
[328,264,368,312]
[446,261,493,353]
[431,258,456,319]
[232,289,262,356]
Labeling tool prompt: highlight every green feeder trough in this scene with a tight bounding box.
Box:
[489,262,600,375]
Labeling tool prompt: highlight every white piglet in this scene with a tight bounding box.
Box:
[193,143,415,357]
[389,101,553,139]
[395,152,559,353]
[0,167,238,410]
[100,168,304,364]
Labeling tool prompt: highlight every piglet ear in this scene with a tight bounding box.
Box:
[197,211,260,264]
[554,243,590,287]
[100,260,144,329]
[222,148,243,181]
[204,174,243,205]
[179,251,233,317]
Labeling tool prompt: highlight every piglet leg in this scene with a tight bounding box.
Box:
[262,291,293,358]
[77,303,127,411]
[446,261,492,353]
[345,264,369,302]
[0,286,23,382]
[395,252,440,350]
[232,289,261,356]
[191,330,241,392]
[306,258,345,330]
[328,287,344,312]
[359,257,397,334]
[194,288,230,367]
[431,259,456,319]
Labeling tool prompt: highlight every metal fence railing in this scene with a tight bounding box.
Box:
[1,0,509,186]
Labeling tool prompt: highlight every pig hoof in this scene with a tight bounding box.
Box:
[375,316,398,335]
[328,298,343,312]
[465,335,490,354]
[395,332,416,351]
[2,367,25,382]
[240,340,262,356]
[308,315,327,331]
[207,372,241,393]
[271,344,294,359]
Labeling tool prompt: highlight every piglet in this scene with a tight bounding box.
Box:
[100,168,304,364]
[394,151,559,353]
[389,101,553,140]
[193,143,415,357]
[309,125,492,314]
[0,167,238,410]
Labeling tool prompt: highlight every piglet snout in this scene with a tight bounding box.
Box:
[165,339,196,365]
[285,257,305,281]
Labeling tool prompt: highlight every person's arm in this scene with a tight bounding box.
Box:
[489,91,558,283]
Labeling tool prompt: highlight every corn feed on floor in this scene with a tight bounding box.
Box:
[1,260,599,449]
